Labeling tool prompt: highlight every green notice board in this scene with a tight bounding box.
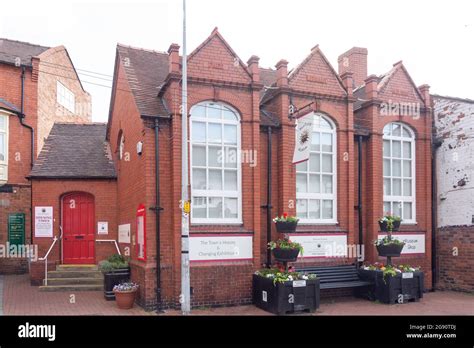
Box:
[8,213,25,246]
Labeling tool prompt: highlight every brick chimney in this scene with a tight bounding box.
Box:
[340,71,354,96]
[167,43,180,74]
[247,55,260,83]
[418,84,431,107]
[338,47,368,88]
[275,59,288,87]
[364,74,379,99]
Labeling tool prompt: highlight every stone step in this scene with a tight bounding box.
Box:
[47,270,103,279]
[39,284,103,292]
[46,277,103,286]
[56,265,99,272]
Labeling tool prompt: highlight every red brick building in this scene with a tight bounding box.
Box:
[0,39,91,274]
[27,29,433,309]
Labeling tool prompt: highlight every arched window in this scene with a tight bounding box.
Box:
[383,122,416,222]
[190,102,241,223]
[296,113,337,223]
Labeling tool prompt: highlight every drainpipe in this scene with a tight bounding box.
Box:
[263,126,273,267]
[357,135,363,266]
[152,118,164,312]
[17,66,35,244]
[432,136,442,291]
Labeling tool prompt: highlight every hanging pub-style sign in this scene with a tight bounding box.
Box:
[292,110,314,164]
[136,204,146,261]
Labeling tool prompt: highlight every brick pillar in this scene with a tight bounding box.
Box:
[274,59,295,217]
[364,74,382,263]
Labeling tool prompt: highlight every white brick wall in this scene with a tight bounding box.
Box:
[434,96,474,227]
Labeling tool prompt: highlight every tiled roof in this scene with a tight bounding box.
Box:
[0,38,49,67]
[116,44,170,118]
[29,123,116,179]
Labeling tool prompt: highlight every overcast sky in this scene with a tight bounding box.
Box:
[1,0,473,122]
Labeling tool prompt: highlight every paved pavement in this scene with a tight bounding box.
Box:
[2,274,473,315]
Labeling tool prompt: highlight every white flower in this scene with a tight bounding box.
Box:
[288,275,293,281]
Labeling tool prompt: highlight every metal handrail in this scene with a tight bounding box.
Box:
[38,236,58,286]
[96,239,121,255]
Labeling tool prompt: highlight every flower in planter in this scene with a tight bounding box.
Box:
[373,235,405,247]
[378,212,402,233]
[362,263,420,282]
[272,212,299,223]
[268,238,304,254]
[113,282,139,293]
[255,268,316,285]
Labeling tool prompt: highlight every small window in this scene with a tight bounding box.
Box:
[118,131,125,160]
[57,81,75,113]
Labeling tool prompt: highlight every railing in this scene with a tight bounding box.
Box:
[96,240,121,255]
[38,236,59,286]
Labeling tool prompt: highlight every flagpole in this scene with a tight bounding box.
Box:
[181,0,191,315]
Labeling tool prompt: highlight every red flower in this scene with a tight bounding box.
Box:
[283,212,288,218]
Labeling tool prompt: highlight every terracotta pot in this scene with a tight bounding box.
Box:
[114,290,137,309]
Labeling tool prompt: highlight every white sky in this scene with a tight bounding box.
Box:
[1,0,473,122]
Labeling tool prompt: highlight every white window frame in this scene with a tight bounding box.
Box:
[0,112,9,183]
[382,122,416,224]
[190,101,242,224]
[296,113,337,224]
[56,81,75,113]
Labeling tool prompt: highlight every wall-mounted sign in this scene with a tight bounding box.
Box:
[136,204,146,261]
[289,233,348,258]
[8,213,25,246]
[97,221,108,235]
[190,234,253,262]
[378,233,425,255]
[292,111,314,164]
[118,224,131,244]
[34,206,53,238]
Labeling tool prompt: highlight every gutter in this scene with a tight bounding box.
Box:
[260,126,273,267]
[17,66,35,244]
[151,118,164,312]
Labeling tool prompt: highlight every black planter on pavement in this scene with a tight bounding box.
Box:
[358,269,424,304]
[252,274,320,315]
[103,268,131,301]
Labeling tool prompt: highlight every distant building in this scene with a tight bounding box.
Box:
[0,38,91,273]
[433,95,474,292]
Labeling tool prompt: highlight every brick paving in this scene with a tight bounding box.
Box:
[2,274,473,315]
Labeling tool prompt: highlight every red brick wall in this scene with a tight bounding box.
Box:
[0,64,37,274]
[29,179,117,284]
[436,226,474,292]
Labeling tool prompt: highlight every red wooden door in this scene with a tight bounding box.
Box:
[62,192,95,264]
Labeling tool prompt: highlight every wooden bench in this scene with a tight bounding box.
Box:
[296,264,373,290]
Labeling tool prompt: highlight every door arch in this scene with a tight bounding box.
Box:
[61,192,95,264]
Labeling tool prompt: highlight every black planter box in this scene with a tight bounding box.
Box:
[376,243,405,257]
[379,220,401,232]
[358,269,424,304]
[103,268,131,301]
[272,248,300,262]
[275,221,298,233]
[252,274,320,315]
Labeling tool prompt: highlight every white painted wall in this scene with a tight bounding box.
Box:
[434,96,474,227]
